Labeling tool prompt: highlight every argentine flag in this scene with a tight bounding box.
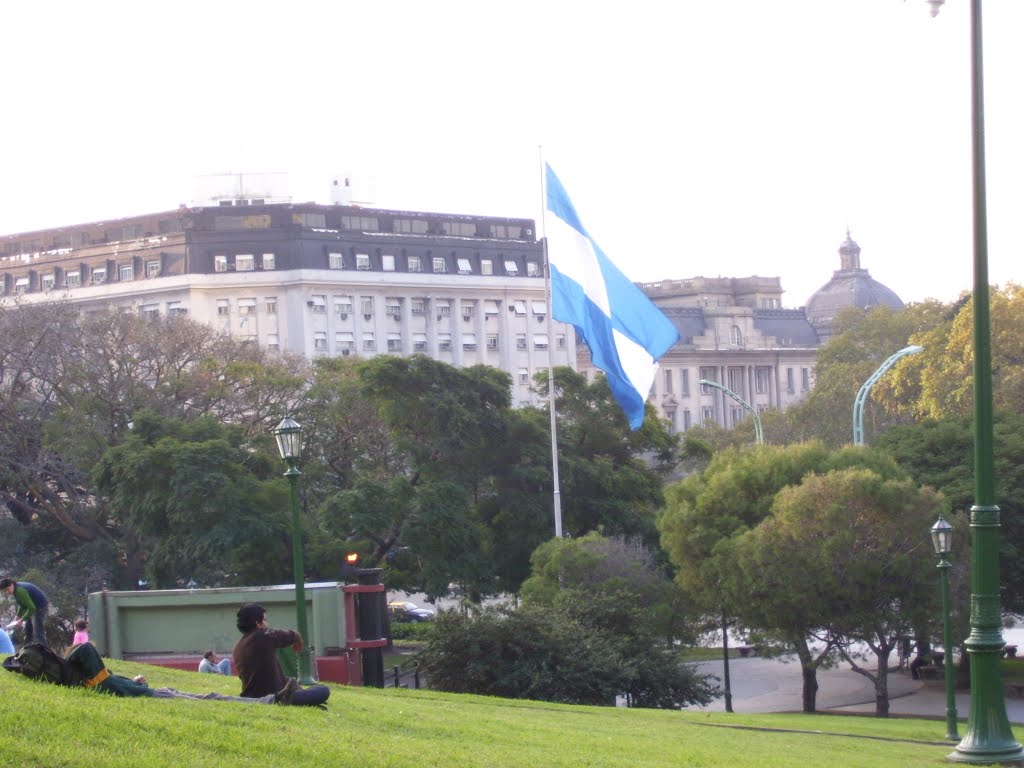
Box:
[545,164,680,430]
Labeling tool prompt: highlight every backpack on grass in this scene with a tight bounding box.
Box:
[2,642,81,686]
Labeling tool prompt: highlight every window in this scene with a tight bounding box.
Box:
[65,271,81,288]
[481,259,493,275]
[533,334,548,349]
[262,253,275,270]
[436,300,451,317]
[701,406,715,424]
[336,332,355,352]
[335,296,353,315]
[681,369,690,396]
[411,298,426,315]
[238,298,257,316]
[665,409,677,433]
[362,333,375,352]
[144,260,161,278]
[461,301,474,320]
[360,297,374,316]
[513,300,527,316]
[356,253,371,270]
[728,368,745,394]
[484,300,500,316]
[486,334,499,350]
[443,221,476,237]
[393,218,429,234]
[664,369,673,393]
[329,252,344,270]
[699,367,717,393]
[786,368,795,394]
[526,261,540,277]
[41,275,55,291]
[408,256,422,273]
[310,295,327,313]
[457,258,472,274]
[217,299,230,317]
[755,367,771,394]
[267,333,279,350]
[14,277,28,293]
[433,257,447,274]
[342,215,379,231]
[412,333,427,352]
[556,334,566,350]
[265,297,277,314]
[314,332,328,351]
[214,255,228,272]
[801,367,810,391]
[532,300,547,318]
[438,333,452,352]
[387,333,403,352]
[504,260,519,276]
[730,325,743,346]
[382,254,395,271]
[682,409,692,430]
[92,268,107,285]
[386,299,401,318]
[760,297,780,309]
[140,303,159,321]
[730,406,744,427]
[518,368,530,385]
[516,334,527,350]
[463,333,477,351]
[167,301,187,317]
[233,254,253,272]
[120,264,134,281]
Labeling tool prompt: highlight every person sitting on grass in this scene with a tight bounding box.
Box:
[199,650,231,675]
[232,603,330,707]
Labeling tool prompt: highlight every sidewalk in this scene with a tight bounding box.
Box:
[692,656,1024,724]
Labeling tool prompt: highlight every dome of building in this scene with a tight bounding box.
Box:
[805,230,904,343]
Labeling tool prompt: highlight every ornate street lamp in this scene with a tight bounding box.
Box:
[930,515,959,742]
[925,2,1023,762]
[273,416,315,685]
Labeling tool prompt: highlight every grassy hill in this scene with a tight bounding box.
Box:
[0,656,958,767]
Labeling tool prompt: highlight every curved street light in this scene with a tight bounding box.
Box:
[698,379,763,444]
[851,345,923,446]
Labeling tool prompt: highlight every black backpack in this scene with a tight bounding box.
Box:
[2,642,81,686]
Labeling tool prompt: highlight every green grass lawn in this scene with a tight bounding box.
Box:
[0,656,964,768]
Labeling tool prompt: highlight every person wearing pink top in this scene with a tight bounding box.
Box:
[72,618,90,645]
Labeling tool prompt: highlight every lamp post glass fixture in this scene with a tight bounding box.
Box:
[930,515,959,742]
[925,0,1023,762]
[273,416,315,685]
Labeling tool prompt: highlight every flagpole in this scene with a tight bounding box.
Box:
[538,147,563,538]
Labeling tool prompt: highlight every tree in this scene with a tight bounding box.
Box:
[659,442,910,712]
[734,468,946,716]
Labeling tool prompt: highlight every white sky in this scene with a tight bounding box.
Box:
[2,0,1021,308]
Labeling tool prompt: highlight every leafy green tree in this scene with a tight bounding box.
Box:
[92,411,291,587]
[734,468,946,716]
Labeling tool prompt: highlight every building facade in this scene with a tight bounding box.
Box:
[0,202,574,406]
[578,276,820,433]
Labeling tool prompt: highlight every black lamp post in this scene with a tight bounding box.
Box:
[273,416,314,685]
[925,1,1022,762]
[930,515,960,742]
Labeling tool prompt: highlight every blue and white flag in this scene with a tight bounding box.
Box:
[545,164,679,430]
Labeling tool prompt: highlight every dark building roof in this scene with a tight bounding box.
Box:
[805,231,904,341]
[752,309,821,347]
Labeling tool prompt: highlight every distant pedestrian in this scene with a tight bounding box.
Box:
[0,578,49,647]
[199,650,232,675]
[72,619,90,646]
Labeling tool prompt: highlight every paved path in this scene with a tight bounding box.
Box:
[691,656,1024,724]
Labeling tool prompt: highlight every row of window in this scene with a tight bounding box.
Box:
[662,365,811,397]
[214,253,275,272]
[306,295,547,320]
[327,251,540,277]
[7,261,160,294]
[313,331,566,354]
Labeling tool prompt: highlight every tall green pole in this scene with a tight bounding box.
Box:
[286,463,315,685]
[948,0,1023,761]
[938,552,960,742]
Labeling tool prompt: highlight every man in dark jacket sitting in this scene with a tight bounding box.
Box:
[232,603,330,707]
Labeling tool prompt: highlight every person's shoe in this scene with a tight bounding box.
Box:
[274,677,299,705]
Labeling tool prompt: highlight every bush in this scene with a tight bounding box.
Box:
[390,622,434,641]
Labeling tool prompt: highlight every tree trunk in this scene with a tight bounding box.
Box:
[793,643,819,713]
[874,656,890,717]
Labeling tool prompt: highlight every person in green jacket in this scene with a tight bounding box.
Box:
[1,579,48,647]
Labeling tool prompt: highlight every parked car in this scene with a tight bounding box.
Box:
[388,601,436,623]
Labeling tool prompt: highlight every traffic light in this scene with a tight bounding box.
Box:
[345,552,361,568]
